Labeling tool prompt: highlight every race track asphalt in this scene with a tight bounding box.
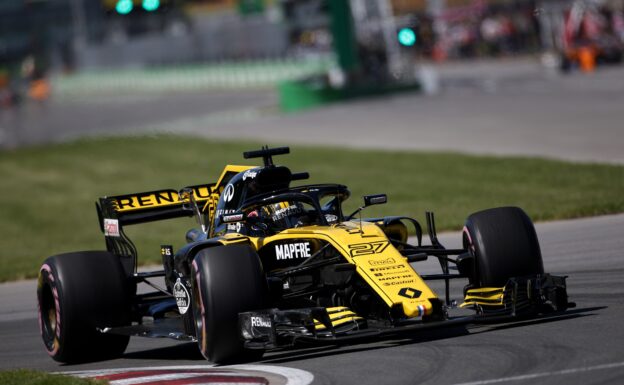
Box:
[1,213,623,385]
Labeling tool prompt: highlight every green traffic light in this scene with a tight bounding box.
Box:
[143,0,160,11]
[115,0,133,14]
[398,28,416,47]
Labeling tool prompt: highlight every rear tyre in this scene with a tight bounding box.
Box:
[37,251,132,363]
[191,244,268,364]
[463,207,544,287]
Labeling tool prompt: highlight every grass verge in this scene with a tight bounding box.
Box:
[1,136,622,282]
[0,369,106,385]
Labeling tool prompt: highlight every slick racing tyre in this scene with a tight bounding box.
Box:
[37,251,132,363]
[191,244,269,364]
[463,207,544,287]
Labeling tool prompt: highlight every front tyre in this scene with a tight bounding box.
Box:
[463,207,544,287]
[191,244,268,364]
[37,251,132,363]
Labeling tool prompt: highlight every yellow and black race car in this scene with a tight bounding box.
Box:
[37,146,573,364]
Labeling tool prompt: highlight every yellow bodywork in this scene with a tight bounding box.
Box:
[314,307,364,330]
[109,164,440,319]
[460,287,505,308]
[108,165,254,215]
[221,221,439,318]
[200,165,254,223]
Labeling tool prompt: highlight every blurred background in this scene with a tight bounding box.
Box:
[1,0,623,280]
[1,0,623,115]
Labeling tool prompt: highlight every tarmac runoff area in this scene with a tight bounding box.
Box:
[1,58,623,165]
[173,61,624,165]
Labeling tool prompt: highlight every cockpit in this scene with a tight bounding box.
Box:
[211,164,350,236]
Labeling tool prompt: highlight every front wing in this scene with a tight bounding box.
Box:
[100,274,573,350]
[239,274,573,350]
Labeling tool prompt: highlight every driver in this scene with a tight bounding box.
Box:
[245,201,309,235]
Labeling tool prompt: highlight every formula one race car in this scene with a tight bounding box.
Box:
[37,147,573,364]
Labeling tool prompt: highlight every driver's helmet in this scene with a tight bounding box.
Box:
[262,201,307,230]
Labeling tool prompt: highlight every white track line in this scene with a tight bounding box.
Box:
[232,365,314,385]
[109,373,215,385]
[453,361,624,385]
[60,364,314,385]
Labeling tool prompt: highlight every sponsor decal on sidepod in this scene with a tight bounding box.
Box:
[275,242,311,260]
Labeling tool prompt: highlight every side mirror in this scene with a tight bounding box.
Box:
[346,194,388,221]
[363,194,387,207]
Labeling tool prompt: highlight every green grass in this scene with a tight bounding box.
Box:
[0,370,106,385]
[1,136,623,282]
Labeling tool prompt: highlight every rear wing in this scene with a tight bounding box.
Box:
[96,184,216,273]
[96,184,214,228]
[96,165,254,231]
[95,165,254,272]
